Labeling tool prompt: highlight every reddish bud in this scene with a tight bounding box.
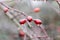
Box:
[27,16,33,22]
[33,19,42,25]
[33,8,40,13]
[19,30,25,37]
[4,8,8,13]
[19,19,26,25]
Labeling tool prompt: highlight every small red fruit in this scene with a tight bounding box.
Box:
[4,7,8,13]
[33,8,40,13]
[33,19,42,25]
[19,30,25,37]
[27,16,33,22]
[19,19,26,25]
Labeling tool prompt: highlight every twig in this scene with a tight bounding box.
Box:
[56,0,60,8]
[39,25,48,37]
[46,1,60,16]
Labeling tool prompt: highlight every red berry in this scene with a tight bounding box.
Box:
[4,8,8,13]
[33,19,42,25]
[19,30,25,37]
[27,16,33,22]
[33,8,40,13]
[19,19,26,25]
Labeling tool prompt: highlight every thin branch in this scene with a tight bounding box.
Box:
[46,1,60,16]
[56,0,60,8]
[39,25,48,37]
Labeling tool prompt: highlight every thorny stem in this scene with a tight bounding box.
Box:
[0,2,49,38]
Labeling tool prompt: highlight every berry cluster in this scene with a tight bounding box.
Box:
[19,16,42,37]
[19,16,42,25]
[19,16,32,25]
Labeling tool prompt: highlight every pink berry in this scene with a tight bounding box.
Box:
[33,19,42,25]
[27,16,33,22]
[19,30,25,37]
[4,8,8,13]
[19,19,26,25]
[33,8,40,13]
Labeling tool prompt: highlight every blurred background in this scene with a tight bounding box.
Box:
[0,0,60,40]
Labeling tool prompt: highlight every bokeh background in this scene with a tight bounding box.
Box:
[0,0,60,40]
